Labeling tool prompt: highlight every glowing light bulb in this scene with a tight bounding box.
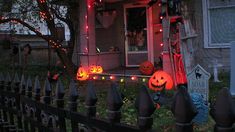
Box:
[131,76,137,81]
[160,43,164,47]
[110,76,115,80]
[142,78,146,82]
[102,76,105,80]
[120,78,124,83]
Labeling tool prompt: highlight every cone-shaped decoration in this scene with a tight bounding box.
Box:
[135,85,156,117]
[20,74,26,95]
[107,83,123,111]
[44,78,51,96]
[13,73,20,84]
[171,86,198,123]
[85,81,97,106]
[69,79,78,101]
[56,78,65,99]
[210,88,235,127]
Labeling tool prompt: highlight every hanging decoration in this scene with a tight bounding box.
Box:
[139,61,154,75]
[76,67,89,81]
[148,70,174,91]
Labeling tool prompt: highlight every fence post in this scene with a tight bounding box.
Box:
[26,76,35,132]
[171,86,198,132]
[20,74,30,132]
[107,83,123,123]
[55,79,66,132]
[34,76,42,132]
[4,72,15,131]
[135,85,156,132]
[68,79,79,132]
[85,81,97,131]
[42,78,53,131]
[13,73,23,132]
[210,88,235,132]
[0,73,7,131]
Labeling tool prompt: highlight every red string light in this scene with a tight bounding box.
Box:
[160,43,164,47]
[39,0,46,3]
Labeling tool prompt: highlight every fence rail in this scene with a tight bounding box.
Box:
[0,72,234,132]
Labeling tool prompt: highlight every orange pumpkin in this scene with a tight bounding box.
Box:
[139,61,154,75]
[96,65,103,74]
[76,67,89,81]
[148,71,173,91]
[89,65,97,73]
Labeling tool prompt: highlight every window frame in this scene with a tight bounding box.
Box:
[202,0,235,48]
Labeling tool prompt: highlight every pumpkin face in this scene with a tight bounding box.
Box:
[89,65,97,73]
[76,67,89,81]
[96,65,103,73]
[139,61,154,75]
[148,71,173,91]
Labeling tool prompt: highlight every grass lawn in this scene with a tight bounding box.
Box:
[0,65,230,131]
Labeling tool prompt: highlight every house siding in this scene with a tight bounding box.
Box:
[188,0,230,73]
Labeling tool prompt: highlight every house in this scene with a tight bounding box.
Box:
[75,0,234,80]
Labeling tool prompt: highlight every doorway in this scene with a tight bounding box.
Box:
[124,4,152,67]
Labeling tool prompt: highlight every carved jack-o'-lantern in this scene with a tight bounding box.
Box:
[96,65,103,74]
[89,65,97,73]
[148,71,173,91]
[76,67,89,81]
[139,61,154,75]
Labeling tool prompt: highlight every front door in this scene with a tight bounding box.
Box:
[124,4,151,67]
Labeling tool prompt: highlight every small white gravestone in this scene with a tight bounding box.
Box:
[230,41,235,96]
[187,64,211,102]
[208,59,223,82]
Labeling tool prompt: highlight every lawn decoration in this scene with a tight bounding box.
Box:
[148,70,174,91]
[89,65,103,74]
[139,61,154,75]
[96,65,103,74]
[76,67,89,81]
[89,65,97,73]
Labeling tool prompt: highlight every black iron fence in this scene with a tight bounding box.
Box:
[0,72,234,132]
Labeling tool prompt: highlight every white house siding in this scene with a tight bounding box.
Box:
[187,0,230,73]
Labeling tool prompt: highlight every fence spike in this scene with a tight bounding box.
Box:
[85,81,97,106]
[43,78,52,104]
[44,78,51,96]
[210,88,235,131]
[34,76,41,101]
[26,76,33,97]
[5,72,11,83]
[135,85,155,130]
[85,81,97,117]
[0,73,4,88]
[69,79,78,99]
[56,78,65,99]
[0,72,4,82]
[69,79,78,111]
[5,72,12,91]
[20,74,26,95]
[13,73,20,83]
[107,82,123,123]
[171,86,197,132]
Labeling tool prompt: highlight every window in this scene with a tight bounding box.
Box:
[203,0,235,48]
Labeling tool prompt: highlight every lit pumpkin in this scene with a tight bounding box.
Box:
[96,65,103,74]
[89,65,97,73]
[139,61,154,75]
[148,71,173,91]
[76,67,89,81]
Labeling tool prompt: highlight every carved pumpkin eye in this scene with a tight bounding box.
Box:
[153,76,156,79]
[161,77,164,80]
